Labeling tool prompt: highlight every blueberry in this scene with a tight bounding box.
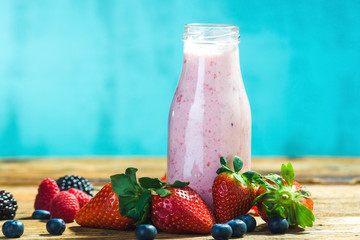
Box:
[2,220,24,238]
[135,224,157,240]
[268,217,289,234]
[210,223,233,240]
[227,219,247,237]
[237,214,257,232]
[32,210,51,220]
[46,218,66,235]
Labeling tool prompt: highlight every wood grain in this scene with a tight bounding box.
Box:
[1,157,360,185]
[0,157,359,239]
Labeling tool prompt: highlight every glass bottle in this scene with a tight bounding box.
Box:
[167,24,251,208]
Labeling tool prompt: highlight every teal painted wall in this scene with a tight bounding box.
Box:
[0,0,359,157]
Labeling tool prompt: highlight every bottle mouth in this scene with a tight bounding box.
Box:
[183,23,240,44]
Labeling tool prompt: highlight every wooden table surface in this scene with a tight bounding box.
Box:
[0,157,359,239]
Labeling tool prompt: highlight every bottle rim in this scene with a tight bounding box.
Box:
[183,23,240,44]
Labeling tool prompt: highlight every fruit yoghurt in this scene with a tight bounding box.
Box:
[168,24,251,208]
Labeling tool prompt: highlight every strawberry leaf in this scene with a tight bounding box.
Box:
[111,168,149,223]
[287,203,297,226]
[297,188,312,198]
[169,180,189,188]
[216,157,233,174]
[139,177,164,189]
[281,163,294,188]
[135,190,151,214]
[154,188,171,197]
[111,172,140,197]
[295,202,315,227]
[133,190,151,225]
[125,167,139,184]
[253,192,277,205]
[233,173,246,185]
[233,156,243,172]
[220,156,227,165]
[251,174,277,191]
[265,174,285,189]
[242,171,260,183]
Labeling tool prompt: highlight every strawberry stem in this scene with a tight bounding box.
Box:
[111,168,190,226]
[252,163,315,228]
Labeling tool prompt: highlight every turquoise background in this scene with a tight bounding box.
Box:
[0,1,359,157]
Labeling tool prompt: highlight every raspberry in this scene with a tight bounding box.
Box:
[56,175,94,196]
[67,188,92,208]
[50,192,80,222]
[34,178,60,211]
[0,190,18,220]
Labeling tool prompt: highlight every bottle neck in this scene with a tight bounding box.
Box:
[181,42,242,86]
[182,42,240,70]
[183,23,240,44]
[183,42,239,57]
[182,23,240,69]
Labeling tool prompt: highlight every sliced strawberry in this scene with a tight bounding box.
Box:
[111,168,215,233]
[34,178,60,211]
[253,163,315,228]
[75,183,135,230]
[212,156,257,223]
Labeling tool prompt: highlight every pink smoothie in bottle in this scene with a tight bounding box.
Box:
[167,24,251,208]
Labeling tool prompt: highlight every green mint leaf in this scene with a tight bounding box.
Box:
[154,188,171,197]
[139,177,164,189]
[220,156,227,166]
[169,180,189,188]
[281,163,295,187]
[296,202,315,228]
[233,156,243,172]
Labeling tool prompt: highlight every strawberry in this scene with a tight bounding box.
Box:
[111,168,215,233]
[150,186,215,233]
[160,174,166,181]
[50,191,80,222]
[252,163,315,228]
[75,183,135,230]
[34,178,60,211]
[212,156,257,223]
[68,188,92,208]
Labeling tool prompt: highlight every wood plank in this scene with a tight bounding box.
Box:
[0,157,359,185]
[0,184,359,239]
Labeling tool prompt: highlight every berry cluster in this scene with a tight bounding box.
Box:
[56,175,94,196]
[0,190,18,220]
[34,176,93,223]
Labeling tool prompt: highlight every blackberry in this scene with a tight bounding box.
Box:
[56,175,94,196]
[0,190,18,220]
